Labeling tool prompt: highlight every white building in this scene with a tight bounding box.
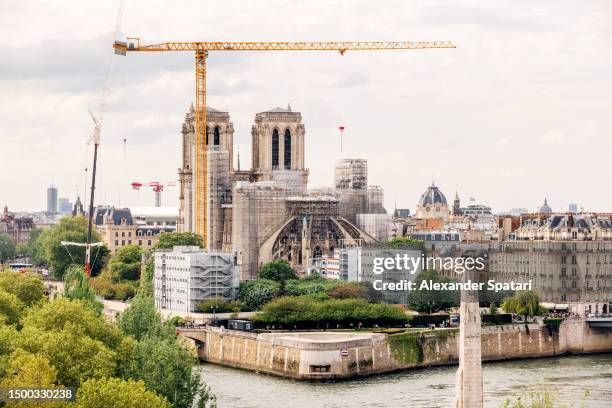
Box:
[154,246,240,312]
[339,246,422,304]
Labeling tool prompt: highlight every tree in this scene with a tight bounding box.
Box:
[127,337,213,408]
[117,293,214,407]
[37,216,109,278]
[15,241,29,258]
[76,378,171,408]
[155,232,202,250]
[18,326,116,387]
[0,349,58,388]
[327,282,367,299]
[407,269,460,313]
[0,235,16,262]
[63,265,103,315]
[502,290,543,321]
[108,245,143,281]
[117,294,169,341]
[258,259,298,282]
[0,270,46,306]
[0,290,25,325]
[386,237,426,253]
[22,297,124,350]
[0,324,19,355]
[238,279,278,311]
[27,228,46,266]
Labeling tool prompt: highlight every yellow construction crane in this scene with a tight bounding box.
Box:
[113,38,455,248]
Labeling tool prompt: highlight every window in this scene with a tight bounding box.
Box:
[139,240,142,245]
[148,240,152,246]
[571,255,577,265]
[214,126,220,145]
[572,280,577,288]
[561,280,566,289]
[561,267,566,276]
[206,126,210,145]
[121,240,125,246]
[571,268,577,277]
[561,256,566,264]
[309,365,331,373]
[283,129,291,169]
[271,129,279,168]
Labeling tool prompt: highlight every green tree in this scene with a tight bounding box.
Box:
[117,293,214,408]
[327,282,367,299]
[63,265,103,314]
[0,325,19,355]
[117,294,170,341]
[386,237,426,252]
[27,228,46,266]
[21,298,123,350]
[108,244,143,281]
[127,337,212,408]
[155,232,202,250]
[76,378,171,408]
[238,279,278,311]
[0,290,25,325]
[0,349,58,388]
[18,326,116,387]
[407,269,460,313]
[15,241,29,257]
[0,235,16,262]
[502,290,543,322]
[37,216,108,278]
[258,259,298,282]
[0,270,46,307]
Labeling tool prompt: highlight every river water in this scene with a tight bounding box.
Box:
[198,354,612,407]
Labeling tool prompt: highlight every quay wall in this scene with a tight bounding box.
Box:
[179,319,612,380]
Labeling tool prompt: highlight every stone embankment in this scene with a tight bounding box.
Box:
[179,319,612,380]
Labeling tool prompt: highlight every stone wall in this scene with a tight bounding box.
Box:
[179,320,612,380]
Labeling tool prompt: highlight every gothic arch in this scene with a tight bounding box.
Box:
[272,128,280,168]
[284,128,291,169]
[214,126,221,146]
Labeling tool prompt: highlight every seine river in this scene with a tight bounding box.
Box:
[198,354,612,407]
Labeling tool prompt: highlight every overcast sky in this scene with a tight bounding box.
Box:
[1,0,611,214]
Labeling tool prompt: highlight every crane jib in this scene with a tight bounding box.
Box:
[111,36,454,247]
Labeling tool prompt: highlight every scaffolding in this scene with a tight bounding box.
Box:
[207,146,231,251]
[154,246,239,312]
[232,181,290,279]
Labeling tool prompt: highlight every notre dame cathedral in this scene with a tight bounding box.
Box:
[177,104,383,279]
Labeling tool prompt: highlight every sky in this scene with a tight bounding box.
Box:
[1,0,611,214]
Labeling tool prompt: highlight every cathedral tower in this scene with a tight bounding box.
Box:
[250,105,307,190]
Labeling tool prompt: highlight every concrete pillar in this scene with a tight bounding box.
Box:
[455,270,483,408]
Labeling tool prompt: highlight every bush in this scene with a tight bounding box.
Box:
[481,313,512,325]
[253,296,409,329]
[239,279,278,311]
[407,314,450,327]
[195,298,242,313]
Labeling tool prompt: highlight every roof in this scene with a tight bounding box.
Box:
[418,183,448,207]
[93,206,133,226]
[130,206,179,219]
[264,105,292,113]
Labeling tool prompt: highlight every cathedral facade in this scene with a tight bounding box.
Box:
[177,104,378,279]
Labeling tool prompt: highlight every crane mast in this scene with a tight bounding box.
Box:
[114,38,455,248]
